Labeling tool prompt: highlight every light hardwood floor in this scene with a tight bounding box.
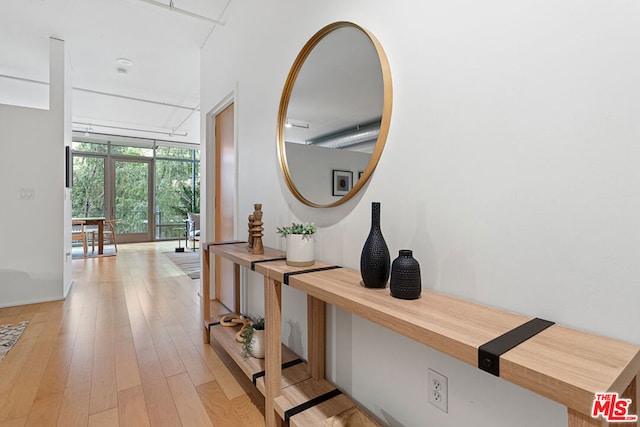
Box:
[0,242,265,427]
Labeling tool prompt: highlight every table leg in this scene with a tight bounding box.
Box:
[265,277,282,427]
[567,409,604,426]
[234,264,241,315]
[202,246,211,343]
[307,295,325,380]
[567,375,639,427]
[98,221,104,255]
[571,376,639,427]
[619,376,639,427]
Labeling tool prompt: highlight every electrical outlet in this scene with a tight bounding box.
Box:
[428,368,448,413]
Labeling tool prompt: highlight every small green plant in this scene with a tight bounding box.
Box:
[276,222,317,238]
[242,316,265,359]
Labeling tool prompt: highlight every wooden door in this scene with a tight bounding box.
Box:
[215,103,237,312]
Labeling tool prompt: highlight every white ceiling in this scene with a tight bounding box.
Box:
[0,0,232,144]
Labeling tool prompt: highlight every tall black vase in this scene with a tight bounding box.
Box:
[390,250,422,300]
[360,202,390,288]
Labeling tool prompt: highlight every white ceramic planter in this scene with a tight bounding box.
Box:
[250,329,265,359]
[286,234,315,267]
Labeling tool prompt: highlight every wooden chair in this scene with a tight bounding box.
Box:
[104,219,118,253]
[71,220,88,257]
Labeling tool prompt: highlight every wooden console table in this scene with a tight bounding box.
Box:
[202,242,640,426]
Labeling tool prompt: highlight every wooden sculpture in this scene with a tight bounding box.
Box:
[248,214,255,251]
[220,314,250,343]
[252,204,264,255]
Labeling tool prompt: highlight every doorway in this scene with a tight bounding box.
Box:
[214,102,236,311]
[110,157,153,243]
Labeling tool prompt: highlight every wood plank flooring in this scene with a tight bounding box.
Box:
[0,242,265,427]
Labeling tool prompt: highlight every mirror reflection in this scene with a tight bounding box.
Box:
[278,22,392,208]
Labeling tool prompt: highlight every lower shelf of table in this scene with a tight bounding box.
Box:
[209,321,307,394]
[208,321,381,426]
[273,377,383,426]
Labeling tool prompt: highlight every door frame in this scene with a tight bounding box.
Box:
[108,155,154,243]
[204,88,239,305]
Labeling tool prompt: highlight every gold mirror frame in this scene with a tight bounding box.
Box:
[277,21,393,208]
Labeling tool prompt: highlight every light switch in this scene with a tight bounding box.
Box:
[19,188,35,200]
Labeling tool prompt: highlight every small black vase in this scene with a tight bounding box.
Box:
[360,202,390,288]
[390,250,422,300]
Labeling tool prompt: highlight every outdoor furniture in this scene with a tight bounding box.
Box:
[186,212,200,251]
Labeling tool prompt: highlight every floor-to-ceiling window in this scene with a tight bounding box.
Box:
[71,134,200,243]
[71,141,106,218]
[155,145,200,240]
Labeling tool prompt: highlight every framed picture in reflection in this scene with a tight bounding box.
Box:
[332,170,352,196]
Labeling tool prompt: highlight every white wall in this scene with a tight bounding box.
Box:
[0,38,72,307]
[201,1,640,425]
[286,142,370,206]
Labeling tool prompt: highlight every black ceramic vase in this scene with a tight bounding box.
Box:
[390,250,422,300]
[360,202,390,288]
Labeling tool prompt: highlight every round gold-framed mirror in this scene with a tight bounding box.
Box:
[277,21,392,208]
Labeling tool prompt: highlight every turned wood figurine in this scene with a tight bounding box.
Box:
[252,204,264,255]
[247,214,255,251]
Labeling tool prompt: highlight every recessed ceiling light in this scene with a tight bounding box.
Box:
[116,58,133,67]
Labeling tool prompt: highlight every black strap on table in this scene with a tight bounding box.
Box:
[204,241,247,249]
[251,257,287,271]
[283,265,342,285]
[284,388,343,423]
[478,317,555,376]
[251,358,304,386]
[207,321,220,329]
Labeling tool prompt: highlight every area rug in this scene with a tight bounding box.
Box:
[72,245,117,259]
[163,250,200,279]
[0,321,29,362]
